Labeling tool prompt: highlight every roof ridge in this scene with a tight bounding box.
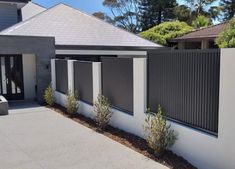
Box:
[28,1,47,9]
[0,3,160,47]
[0,3,62,34]
[58,3,159,46]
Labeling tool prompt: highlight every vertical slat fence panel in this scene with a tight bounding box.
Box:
[148,49,220,135]
[55,59,68,94]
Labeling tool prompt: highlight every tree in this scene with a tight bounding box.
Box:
[139,0,177,31]
[215,18,235,48]
[102,0,140,33]
[219,0,235,21]
[93,12,106,20]
[140,21,194,46]
[92,12,114,24]
[192,15,211,28]
[173,5,192,24]
[185,0,217,17]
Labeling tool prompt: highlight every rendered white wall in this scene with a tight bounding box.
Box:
[67,60,75,92]
[51,59,56,92]
[23,54,36,100]
[51,51,235,169]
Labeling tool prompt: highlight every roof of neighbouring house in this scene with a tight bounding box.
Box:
[0,3,161,48]
[172,22,228,42]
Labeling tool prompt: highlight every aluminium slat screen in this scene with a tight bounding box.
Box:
[102,57,133,114]
[74,61,93,104]
[148,50,220,135]
[55,59,68,94]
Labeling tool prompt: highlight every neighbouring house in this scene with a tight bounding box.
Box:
[0,0,160,103]
[171,22,227,49]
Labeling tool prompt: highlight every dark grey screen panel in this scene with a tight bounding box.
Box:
[102,57,133,114]
[148,50,220,134]
[74,61,93,104]
[55,59,68,94]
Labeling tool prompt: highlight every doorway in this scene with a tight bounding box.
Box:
[0,55,24,100]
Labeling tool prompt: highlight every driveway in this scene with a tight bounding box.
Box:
[0,102,168,169]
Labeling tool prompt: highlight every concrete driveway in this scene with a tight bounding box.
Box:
[0,102,168,169]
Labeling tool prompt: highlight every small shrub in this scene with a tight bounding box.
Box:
[66,90,79,117]
[144,105,177,156]
[43,84,54,107]
[94,94,112,131]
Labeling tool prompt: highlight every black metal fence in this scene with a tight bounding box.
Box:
[74,61,93,104]
[148,50,220,135]
[101,57,133,114]
[55,59,68,94]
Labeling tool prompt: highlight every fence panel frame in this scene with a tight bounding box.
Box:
[74,61,93,104]
[101,57,134,115]
[147,49,220,135]
[55,59,68,94]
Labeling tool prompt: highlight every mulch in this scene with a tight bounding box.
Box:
[49,104,197,169]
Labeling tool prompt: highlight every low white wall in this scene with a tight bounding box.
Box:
[51,50,235,169]
[51,59,100,119]
[51,58,147,137]
[23,54,36,100]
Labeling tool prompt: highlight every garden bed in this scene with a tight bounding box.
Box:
[49,104,197,169]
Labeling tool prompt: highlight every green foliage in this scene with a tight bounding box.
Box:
[66,90,79,116]
[192,15,211,28]
[140,21,193,46]
[43,84,54,107]
[94,94,112,131]
[144,105,177,156]
[216,18,235,48]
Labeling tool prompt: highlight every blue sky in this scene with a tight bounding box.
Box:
[32,0,109,14]
[32,0,219,15]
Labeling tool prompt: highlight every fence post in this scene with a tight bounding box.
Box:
[133,58,147,137]
[92,62,102,102]
[67,60,76,92]
[51,59,56,91]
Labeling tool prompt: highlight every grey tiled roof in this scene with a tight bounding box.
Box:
[21,2,46,21]
[0,3,160,48]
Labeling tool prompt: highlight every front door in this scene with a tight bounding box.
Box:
[0,55,24,100]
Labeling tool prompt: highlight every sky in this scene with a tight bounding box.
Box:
[32,0,109,14]
[32,0,220,17]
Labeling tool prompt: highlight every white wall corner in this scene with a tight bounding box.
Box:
[92,62,102,102]
[51,59,56,91]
